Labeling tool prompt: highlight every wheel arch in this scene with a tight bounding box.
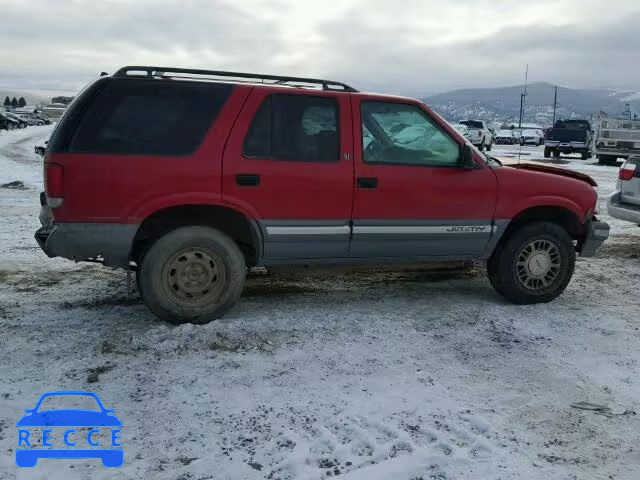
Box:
[130,204,263,267]
[490,205,587,258]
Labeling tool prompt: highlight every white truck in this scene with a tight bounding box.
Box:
[594,116,640,166]
[459,120,493,151]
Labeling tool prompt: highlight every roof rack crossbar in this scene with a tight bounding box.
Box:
[113,66,357,92]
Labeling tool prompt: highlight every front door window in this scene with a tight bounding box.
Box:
[361,101,460,167]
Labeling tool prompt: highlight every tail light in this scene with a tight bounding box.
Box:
[619,162,637,181]
[44,163,64,208]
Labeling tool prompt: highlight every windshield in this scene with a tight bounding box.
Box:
[37,394,102,412]
[460,120,483,129]
[555,120,589,129]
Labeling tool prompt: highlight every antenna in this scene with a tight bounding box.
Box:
[517,64,528,165]
[552,85,558,125]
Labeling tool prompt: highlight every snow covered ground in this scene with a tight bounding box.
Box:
[1,127,639,480]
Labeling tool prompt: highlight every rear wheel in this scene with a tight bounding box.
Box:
[485,140,492,151]
[138,226,246,324]
[487,221,575,304]
[543,147,551,158]
[552,149,560,158]
[598,154,618,166]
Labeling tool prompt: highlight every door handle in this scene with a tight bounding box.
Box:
[357,177,378,189]
[236,174,260,187]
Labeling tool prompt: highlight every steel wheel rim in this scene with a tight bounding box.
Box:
[515,239,562,291]
[161,247,226,307]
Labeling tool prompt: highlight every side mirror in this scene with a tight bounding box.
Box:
[460,144,476,169]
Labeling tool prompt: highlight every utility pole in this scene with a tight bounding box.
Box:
[552,85,558,125]
[518,64,529,128]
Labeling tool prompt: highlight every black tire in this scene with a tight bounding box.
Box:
[485,141,492,151]
[543,147,551,158]
[580,150,589,160]
[138,226,246,324]
[598,154,617,166]
[478,141,484,152]
[552,149,560,158]
[487,221,575,305]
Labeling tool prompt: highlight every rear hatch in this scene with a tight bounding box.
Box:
[619,157,640,206]
[548,128,587,143]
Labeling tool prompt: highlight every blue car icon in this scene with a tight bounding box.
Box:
[16,391,123,468]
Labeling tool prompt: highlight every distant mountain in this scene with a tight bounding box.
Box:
[423,82,640,127]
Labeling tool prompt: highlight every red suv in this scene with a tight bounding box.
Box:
[36,66,610,324]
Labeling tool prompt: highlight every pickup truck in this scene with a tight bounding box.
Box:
[459,120,493,151]
[594,117,640,166]
[544,119,593,160]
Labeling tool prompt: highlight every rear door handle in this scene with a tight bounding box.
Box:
[236,174,260,187]
[357,177,378,189]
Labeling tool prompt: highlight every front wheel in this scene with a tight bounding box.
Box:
[138,226,246,324]
[485,141,492,151]
[543,147,551,158]
[487,222,575,304]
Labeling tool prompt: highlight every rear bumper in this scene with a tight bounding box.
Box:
[607,192,640,225]
[596,149,637,158]
[35,206,137,268]
[580,219,610,257]
[545,141,587,150]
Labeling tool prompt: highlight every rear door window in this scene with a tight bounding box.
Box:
[70,79,233,156]
[243,94,339,162]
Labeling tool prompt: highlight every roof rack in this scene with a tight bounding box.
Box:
[113,66,357,92]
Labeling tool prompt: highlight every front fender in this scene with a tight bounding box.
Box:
[497,195,587,224]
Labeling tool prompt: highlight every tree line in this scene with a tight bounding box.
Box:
[3,96,27,108]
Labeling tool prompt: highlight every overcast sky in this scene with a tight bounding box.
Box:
[0,0,638,97]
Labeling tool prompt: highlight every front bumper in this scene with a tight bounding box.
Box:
[580,219,610,257]
[607,192,640,225]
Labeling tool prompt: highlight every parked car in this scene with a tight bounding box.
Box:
[544,119,593,159]
[459,120,493,151]
[34,113,51,125]
[35,66,609,324]
[3,111,28,128]
[452,123,472,141]
[19,113,50,126]
[521,129,543,146]
[594,117,640,166]
[495,129,516,145]
[607,156,640,225]
[0,112,21,130]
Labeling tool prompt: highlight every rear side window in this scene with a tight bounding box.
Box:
[243,94,339,162]
[69,79,233,156]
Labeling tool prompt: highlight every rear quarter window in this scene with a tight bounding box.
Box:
[69,79,233,156]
